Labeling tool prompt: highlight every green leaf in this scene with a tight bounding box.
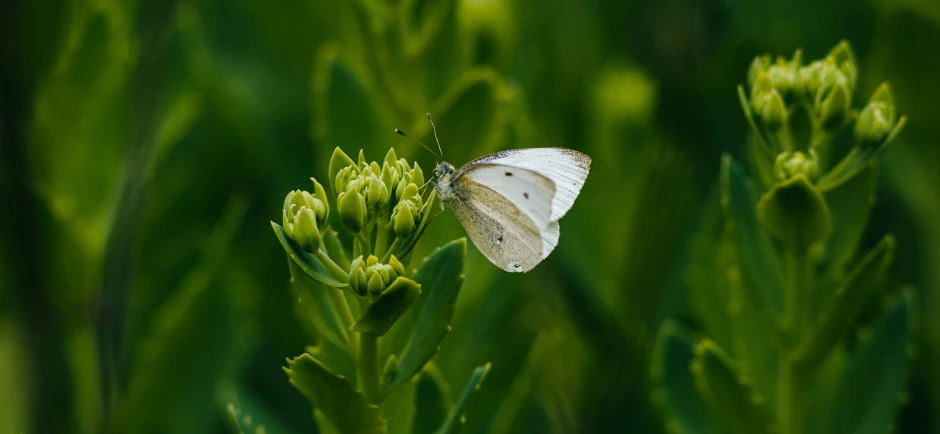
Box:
[434,363,492,434]
[396,189,440,261]
[382,375,419,434]
[382,239,467,396]
[720,155,784,314]
[306,343,357,385]
[826,293,911,434]
[414,367,451,434]
[226,403,273,434]
[792,235,896,371]
[691,340,774,434]
[315,409,341,434]
[290,258,349,352]
[352,277,422,336]
[651,323,724,434]
[822,165,876,272]
[328,147,359,197]
[284,353,387,434]
[273,222,349,287]
[756,174,832,252]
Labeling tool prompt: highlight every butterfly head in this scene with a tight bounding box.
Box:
[433,161,455,179]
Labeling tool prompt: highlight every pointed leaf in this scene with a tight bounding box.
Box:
[720,155,784,314]
[651,323,723,434]
[273,222,348,287]
[434,363,491,434]
[756,174,832,252]
[290,258,349,352]
[284,353,387,434]
[352,277,422,336]
[826,294,911,434]
[382,239,466,396]
[414,367,451,434]
[691,340,774,434]
[793,235,896,370]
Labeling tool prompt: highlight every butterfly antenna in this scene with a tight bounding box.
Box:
[427,113,444,159]
[394,128,441,159]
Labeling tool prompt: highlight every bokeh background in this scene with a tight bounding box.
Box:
[2,0,939,432]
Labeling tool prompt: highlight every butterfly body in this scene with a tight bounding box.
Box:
[433,148,591,273]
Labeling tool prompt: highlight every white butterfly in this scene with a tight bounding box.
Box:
[398,115,591,272]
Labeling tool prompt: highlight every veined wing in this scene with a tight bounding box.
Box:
[465,148,590,221]
[450,177,558,272]
[455,163,555,229]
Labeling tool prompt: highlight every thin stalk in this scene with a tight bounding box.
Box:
[375,215,391,259]
[327,285,359,356]
[380,237,402,264]
[357,314,380,402]
[357,232,372,257]
[315,249,352,279]
[780,250,811,434]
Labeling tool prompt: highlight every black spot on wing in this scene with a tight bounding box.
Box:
[523,193,529,199]
[505,172,512,176]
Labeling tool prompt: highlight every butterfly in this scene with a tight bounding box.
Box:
[397,114,591,273]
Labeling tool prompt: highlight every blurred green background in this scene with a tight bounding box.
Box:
[2,0,939,432]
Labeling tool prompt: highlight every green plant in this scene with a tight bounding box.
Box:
[230,147,490,434]
[654,41,911,434]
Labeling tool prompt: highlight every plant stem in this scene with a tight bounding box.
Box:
[375,215,390,259]
[357,322,380,403]
[380,238,402,263]
[780,250,810,434]
[327,286,359,357]
[357,232,372,257]
[315,249,351,279]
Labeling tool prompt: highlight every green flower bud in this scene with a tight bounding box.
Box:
[368,272,385,295]
[335,166,358,194]
[366,175,390,210]
[370,161,382,177]
[338,188,366,233]
[818,80,851,130]
[827,40,857,91]
[749,73,775,113]
[393,200,416,238]
[282,204,296,237]
[747,55,771,90]
[773,151,818,182]
[798,60,838,101]
[854,82,897,150]
[348,255,398,296]
[381,162,400,195]
[402,183,419,201]
[294,206,321,253]
[349,256,368,296]
[388,255,405,277]
[411,162,424,187]
[311,178,330,224]
[759,90,787,132]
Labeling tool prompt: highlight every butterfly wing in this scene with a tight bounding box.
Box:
[464,148,591,221]
[456,163,556,229]
[449,176,556,272]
